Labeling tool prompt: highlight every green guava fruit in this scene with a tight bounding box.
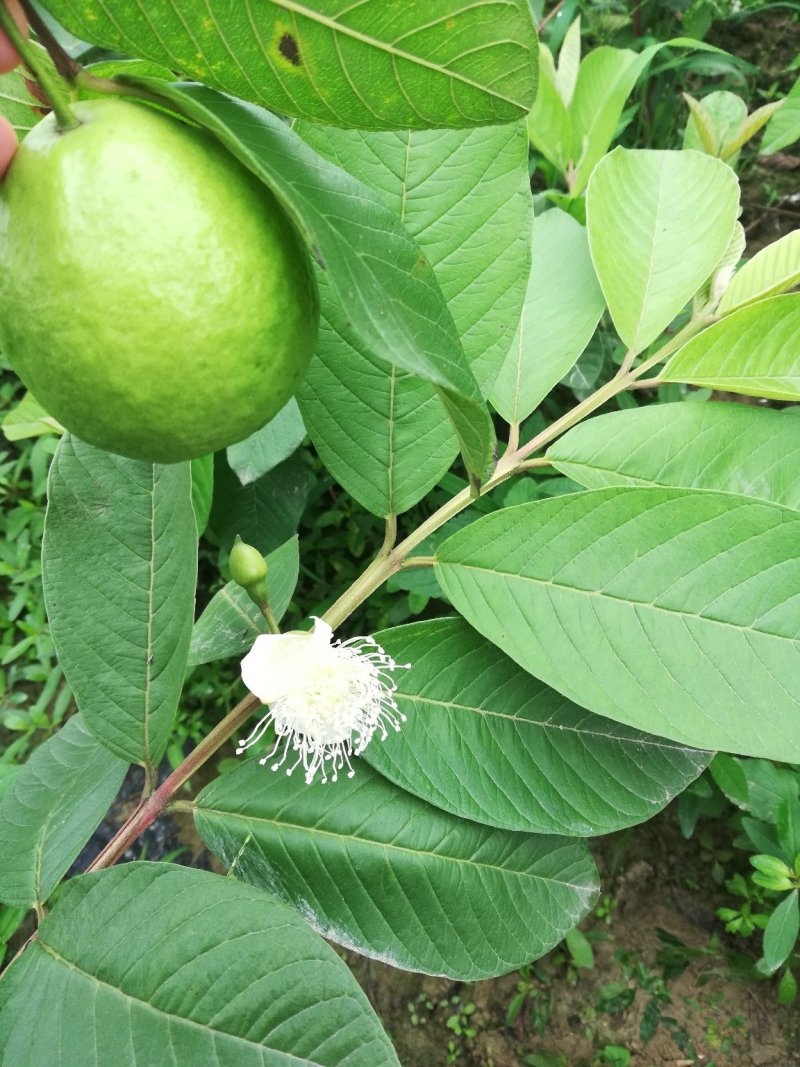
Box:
[0,98,319,463]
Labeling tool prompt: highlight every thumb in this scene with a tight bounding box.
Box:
[0,115,17,177]
[0,0,27,74]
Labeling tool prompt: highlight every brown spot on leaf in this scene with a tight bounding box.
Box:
[278,33,301,67]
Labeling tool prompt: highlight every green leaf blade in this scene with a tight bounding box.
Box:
[547,402,800,510]
[195,761,598,980]
[363,618,709,836]
[0,715,127,907]
[42,436,197,765]
[762,891,800,975]
[586,148,740,353]
[47,0,538,130]
[491,209,605,424]
[663,294,800,401]
[718,230,800,314]
[226,399,306,486]
[436,487,800,760]
[0,862,399,1065]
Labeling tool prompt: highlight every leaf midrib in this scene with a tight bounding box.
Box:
[195,806,591,891]
[395,691,707,750]
[440,560,799,643]
[271,0,528,112]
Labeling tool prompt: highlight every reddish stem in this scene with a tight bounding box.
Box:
[86,693,258,872]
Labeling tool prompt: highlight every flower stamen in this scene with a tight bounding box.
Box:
[237,619,408,784]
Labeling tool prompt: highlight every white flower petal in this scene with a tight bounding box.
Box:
[241,632,316,703]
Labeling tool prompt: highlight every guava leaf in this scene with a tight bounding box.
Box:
[195,760,598,980]
[363,618,709,836]
[226,398,306,486]
[189,537,299,667]
[663,294,800,401]
[491,209,605,424]
[45,0,538,130]
[0,715,127,908]
[0,66,45,138]
[586,148,741,354]
[0,863,400,1066]
[209,452,311,557]
[42,435,197,766]
[547,402,800,510]
[436,487,800,761]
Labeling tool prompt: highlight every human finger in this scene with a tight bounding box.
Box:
[0,0,28,75]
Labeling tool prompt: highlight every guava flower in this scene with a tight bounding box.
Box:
[238,618,408,784]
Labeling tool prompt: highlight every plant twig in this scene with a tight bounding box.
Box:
[19,1,80,80]
[85,693,258,872]
[0,3,78,130]
[401,555,436,569]
[538,0,568,32]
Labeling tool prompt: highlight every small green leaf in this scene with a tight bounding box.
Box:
[0,67,43,138]
[189,538,299,667]
[436,487,800,760]
[226,399,306,486]
[190,454,214,537]
[751,855,794,879]
[527,45,572,172]
[760,74,800,156]
[709,754,750,809]
[1,391,63,441]
[587,148,740,353]
[683,92,723,156]
[491,209,605,424]
[718,230,800,314]
[778,967,798,1004]
[777,798,800,866]
[195,760,598,980]
[42,436,197,765]
[0,863,399,1065]
[565,927,595,969]
[663,294,800,401]
[47,0,538,130]
[723,100,785,160]
[0,715,127,908]
[547,402,800,510]
[761,891,799,974]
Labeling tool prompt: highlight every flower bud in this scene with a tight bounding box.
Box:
[229,535,268,591]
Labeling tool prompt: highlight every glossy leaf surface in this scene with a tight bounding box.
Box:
[664,294,800,401]
[586,148,740,353]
